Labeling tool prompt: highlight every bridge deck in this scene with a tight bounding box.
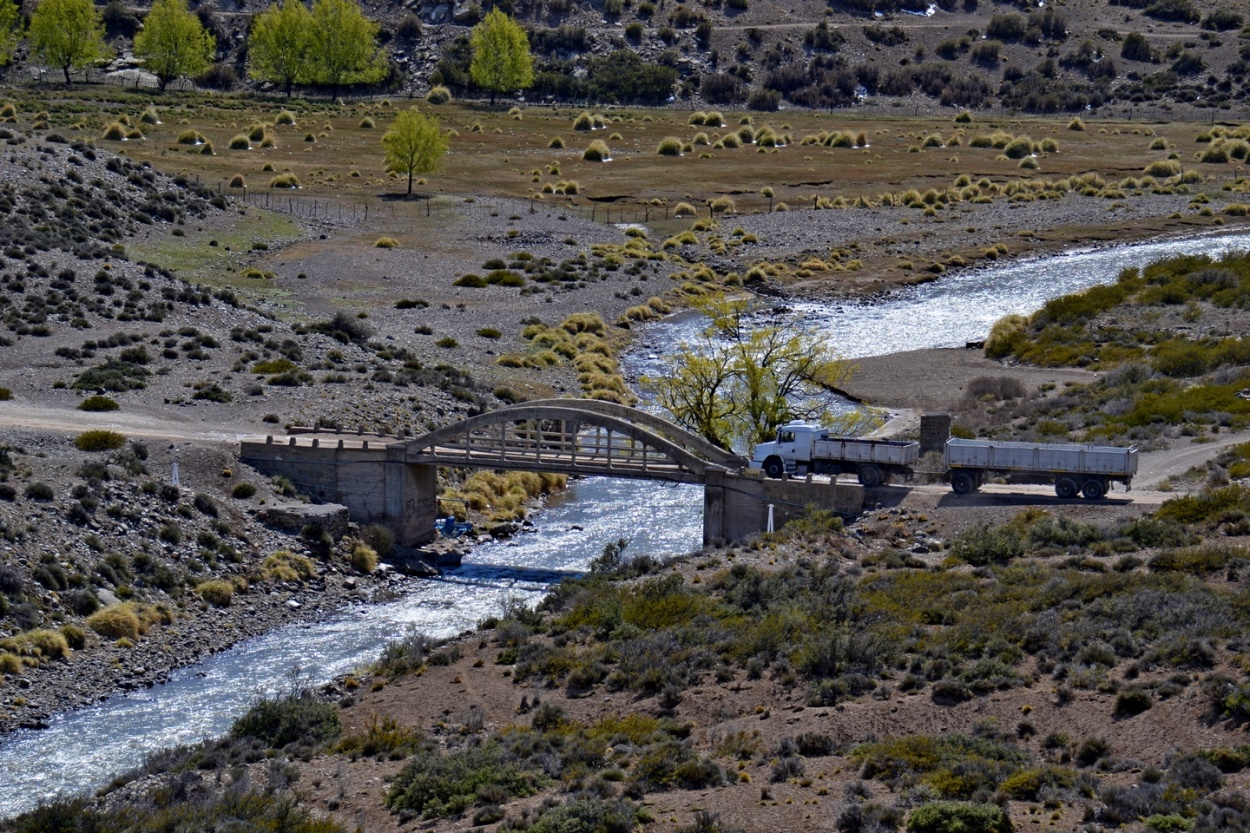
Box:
[408,444,703,483]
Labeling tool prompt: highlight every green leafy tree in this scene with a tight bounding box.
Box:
[0,0,21,67]
[642,295,868,450]
[469,9,533,106]
[307,0,386,96]
[28,0,110,84]
[133,0,216,91]
[382,109,448,196]
[247,0,313,97]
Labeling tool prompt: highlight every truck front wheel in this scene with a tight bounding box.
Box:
[858,465,884,488]
[1055,478,1079,499]
[763,457,785,479]
[951,472,976,495]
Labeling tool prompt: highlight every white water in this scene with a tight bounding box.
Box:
[2,230,1249,817]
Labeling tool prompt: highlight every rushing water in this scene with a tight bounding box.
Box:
[3,230,1250,817]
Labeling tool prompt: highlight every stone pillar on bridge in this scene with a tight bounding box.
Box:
[385,447,437,547]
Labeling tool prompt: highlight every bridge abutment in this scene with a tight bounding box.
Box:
[703,469,863,545]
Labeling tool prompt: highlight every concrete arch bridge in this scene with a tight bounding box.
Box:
[240,399,861,547]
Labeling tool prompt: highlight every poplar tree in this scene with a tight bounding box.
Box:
[247,0,313,97]
[28,0,110,85]
[382,109,448,196]
[0,0,20,67]
[307,0,386,96]
[469,9,533,106]
[641,295,863,450]
[133,0,216,92]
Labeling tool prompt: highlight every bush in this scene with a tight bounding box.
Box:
[78,395,118,412]
[375,237,400,248]
[74,430,126,451]
[907,802,1012,833]
[657,136,683,156]
[232,482,257,499]
[385,742,545,817]
[269,173,301,189]
[583,139,611,161]
[259,550,316,582]
[228,134,250,150]
[950,522,1024,566]
[362,524,395,557]
[232,691,341,748]
[24,482,54,501]
[0,387,10,401]
[87,605,141,640]
[426,85,452,104]
[351,545,379,573]
[198,580,234,607]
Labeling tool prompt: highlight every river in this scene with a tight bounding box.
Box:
[2,230,1249,817]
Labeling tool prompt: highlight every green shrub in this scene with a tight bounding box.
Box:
[232,482,257,499]
[87,605,141,641]
[269,172,300,188]
[950,522,1025,566]
[454,273,487,287]
[78,395,118,412]
[362,524,395,557]
[374,236,400,248]
[232,692,341,748]
[907,801,1012,833]
[74,430,126,451]
[386,743,546,818]
[228,134,250,150]
[351,544,379,573]
[0,387,10,401]
[657,136,683,156]
[197,580,234,607]
[259,550,316,582]
[583,139,611,161]
[426,85,452,104]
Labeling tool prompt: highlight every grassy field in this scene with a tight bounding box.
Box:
[9,88,1250,220]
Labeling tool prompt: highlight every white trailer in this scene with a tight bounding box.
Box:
[943,437,1138,500]
[751,422,920,487]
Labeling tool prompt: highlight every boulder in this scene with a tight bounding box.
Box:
[259,502,350,540]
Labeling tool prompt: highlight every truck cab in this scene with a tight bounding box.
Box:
[750,421,818,478]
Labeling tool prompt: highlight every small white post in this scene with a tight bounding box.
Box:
[767,503,775,534]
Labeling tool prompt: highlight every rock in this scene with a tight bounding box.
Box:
[343,576,358,590]
[258,503,350,540]
[286,599,302,610]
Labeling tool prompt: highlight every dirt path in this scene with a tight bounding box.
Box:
[0,402,255,445]
[1133,429,1250,489]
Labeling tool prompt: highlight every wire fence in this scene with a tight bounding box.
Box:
[219,186,699,226]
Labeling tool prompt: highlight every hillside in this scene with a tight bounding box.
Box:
[4,0,1250,115]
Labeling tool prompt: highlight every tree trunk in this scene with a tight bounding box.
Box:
[62,65,72,85]
[407,171,413,196]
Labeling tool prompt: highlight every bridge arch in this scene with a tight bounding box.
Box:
[401,400,744,483]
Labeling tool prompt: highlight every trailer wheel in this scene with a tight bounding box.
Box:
[1055,478,1079,499]
[951,472,976,495]
[1082,479,1107,500]
[858,465,884,488]
[763,457,785,479]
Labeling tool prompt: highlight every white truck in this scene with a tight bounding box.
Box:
[943,437,1138,500]
[751,421,920,487]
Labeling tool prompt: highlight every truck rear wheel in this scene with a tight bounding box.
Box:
[1082,479,1107,500]
[858,465,883,488]
[1055,478,1078,499]
[763,457,785,479]
[951,472,976,495]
